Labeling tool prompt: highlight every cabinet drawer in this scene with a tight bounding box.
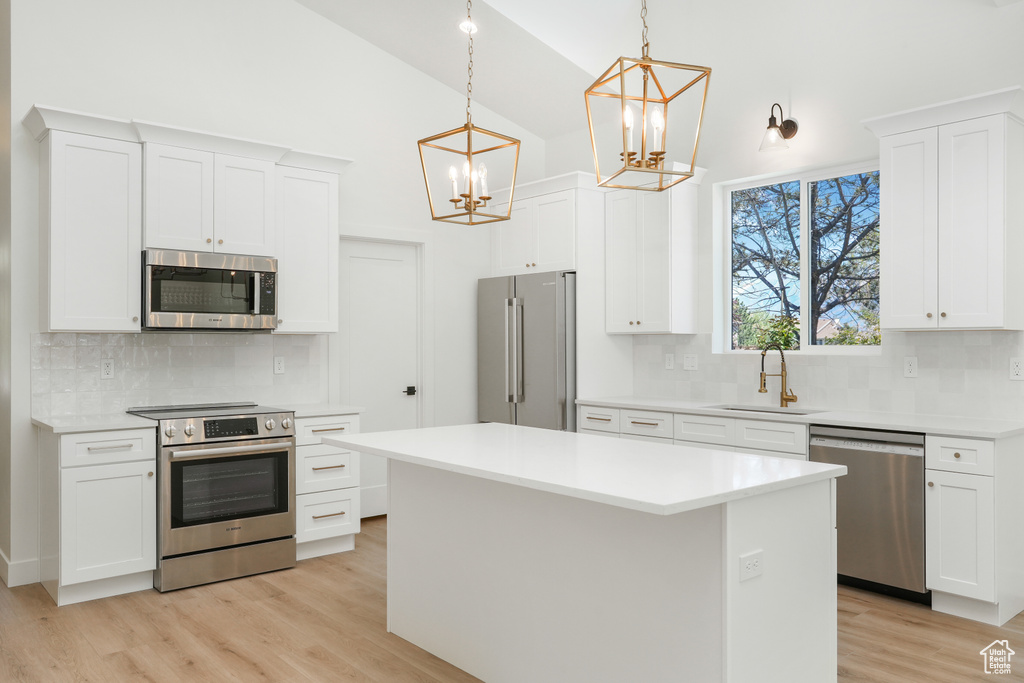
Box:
[925,436,994,475]
[59,429,155,467]
[297,488,361,543]
[295,415,360,446]
[620,409,674,439]
[674,414,733,446]
[733,419,807,456]
[578,406,620,433]
[296,444,359,494]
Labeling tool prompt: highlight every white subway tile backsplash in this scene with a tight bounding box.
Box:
[633,330,1024,421]
[31,333,328,417]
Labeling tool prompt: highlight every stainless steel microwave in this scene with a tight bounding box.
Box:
[143,249,277,331]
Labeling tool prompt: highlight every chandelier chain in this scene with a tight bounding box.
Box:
[466,0,474,124]
[640,0,649,59]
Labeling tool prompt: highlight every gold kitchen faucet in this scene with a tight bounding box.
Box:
[759,344,798,408]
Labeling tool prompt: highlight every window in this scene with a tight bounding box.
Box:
[722,163,880,351]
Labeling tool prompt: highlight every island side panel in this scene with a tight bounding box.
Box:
[387,460,725,683]
[725,478,837,683]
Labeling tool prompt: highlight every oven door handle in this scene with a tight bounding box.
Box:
[168,442,292,459]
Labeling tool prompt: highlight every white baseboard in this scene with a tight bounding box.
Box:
[0,547,40,588]
[296,534,355,561]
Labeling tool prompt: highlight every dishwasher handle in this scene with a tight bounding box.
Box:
[810,436,924,457]
[809,425,924,445]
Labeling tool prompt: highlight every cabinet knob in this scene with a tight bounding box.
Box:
[206,238,212,244]
[928,481,934,487]
[531,263,536,267]
[277,319,283,324]
[132,316,139,323]
[525,263,530,267]
[940,312,947,318]
[637,321,641,325]
[926,313,933,318]
[629,321,634,325]
[148,471,154,478]
[954,452,961,458]
[218,239,224,245]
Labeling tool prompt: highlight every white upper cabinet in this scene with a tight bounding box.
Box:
[605,169,703,334]
[492,188,576,276]
[275,166,340,333]
[143,144,215,251]
[867,88,1024,330]
[43,131,142,332]
[144,143,276,256]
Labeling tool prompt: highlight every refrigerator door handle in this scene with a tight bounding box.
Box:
[506,298,516,403]
[514,299,525,403]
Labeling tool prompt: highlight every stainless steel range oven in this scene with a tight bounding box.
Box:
[128,403,295,592]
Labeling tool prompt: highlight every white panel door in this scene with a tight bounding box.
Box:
[925,469,995,601]
[214,154,276,256]
[938,115,1005,329]
[143,143,215,251]
[60,461,156,585]
[492,201,536,276]
[338,240,421,517]
[605,190,638,333]
[534,190,576,272]
[47,131,142,332]
[879,128,938,329]
[637,190,672,333]
[275,166,339,333]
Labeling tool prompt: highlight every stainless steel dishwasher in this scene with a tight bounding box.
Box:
[809,426,928,599]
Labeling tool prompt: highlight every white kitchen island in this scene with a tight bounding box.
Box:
[326,423,846,683]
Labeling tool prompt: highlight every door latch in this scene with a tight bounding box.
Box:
[402,386,417,396]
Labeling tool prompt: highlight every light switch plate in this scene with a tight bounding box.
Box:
[683,354,698,371]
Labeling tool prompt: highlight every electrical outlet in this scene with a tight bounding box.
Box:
[903,356,918,378]
[100,359,114,380]
[664,353,675,370]
[739,550,763,582]
[1011,358,1024,381]
[274,356,285,375]
[683,354,698,371]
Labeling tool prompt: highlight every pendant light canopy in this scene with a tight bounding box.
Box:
[585,1,711,192]
[418,0,520,225]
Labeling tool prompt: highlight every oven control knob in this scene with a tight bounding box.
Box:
[265,418,276,431]
[164,425,177,439]
[184,424,195,437]
[281,417,292,430]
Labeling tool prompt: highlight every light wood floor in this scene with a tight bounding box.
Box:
[3,517,1023,681]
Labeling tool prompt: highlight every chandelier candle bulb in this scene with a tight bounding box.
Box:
[651,108,664,151]
[478,162,488,197]
[624,105,635,153]
[449,166,459,201]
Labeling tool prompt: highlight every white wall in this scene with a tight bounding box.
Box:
[1,0,545,584]
[547,0,1024,418]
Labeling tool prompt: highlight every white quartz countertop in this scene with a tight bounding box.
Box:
[577,396,1024,440]
[32,413,156,434]
[325,422,846,516]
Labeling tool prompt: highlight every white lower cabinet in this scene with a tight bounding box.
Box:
[575,404,808,459]
[38,427,157,606]
[294,412,362,561]
[925,468,995,602]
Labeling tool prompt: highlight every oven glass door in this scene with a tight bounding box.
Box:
[170,450,288,529]
[150,265,256,316]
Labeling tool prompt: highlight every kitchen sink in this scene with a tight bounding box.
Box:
[706,404,824,416]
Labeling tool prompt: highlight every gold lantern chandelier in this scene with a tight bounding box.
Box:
[584,0,711,191]
[418,0,520,225]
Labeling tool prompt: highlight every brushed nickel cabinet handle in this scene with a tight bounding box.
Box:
[312,464,346,471]
[312,511,346,520]
[631,421,659,427]
[312,427,346,433]
[87,443,134,452]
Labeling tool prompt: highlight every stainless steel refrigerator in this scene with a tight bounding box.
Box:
[477,271,576,431]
